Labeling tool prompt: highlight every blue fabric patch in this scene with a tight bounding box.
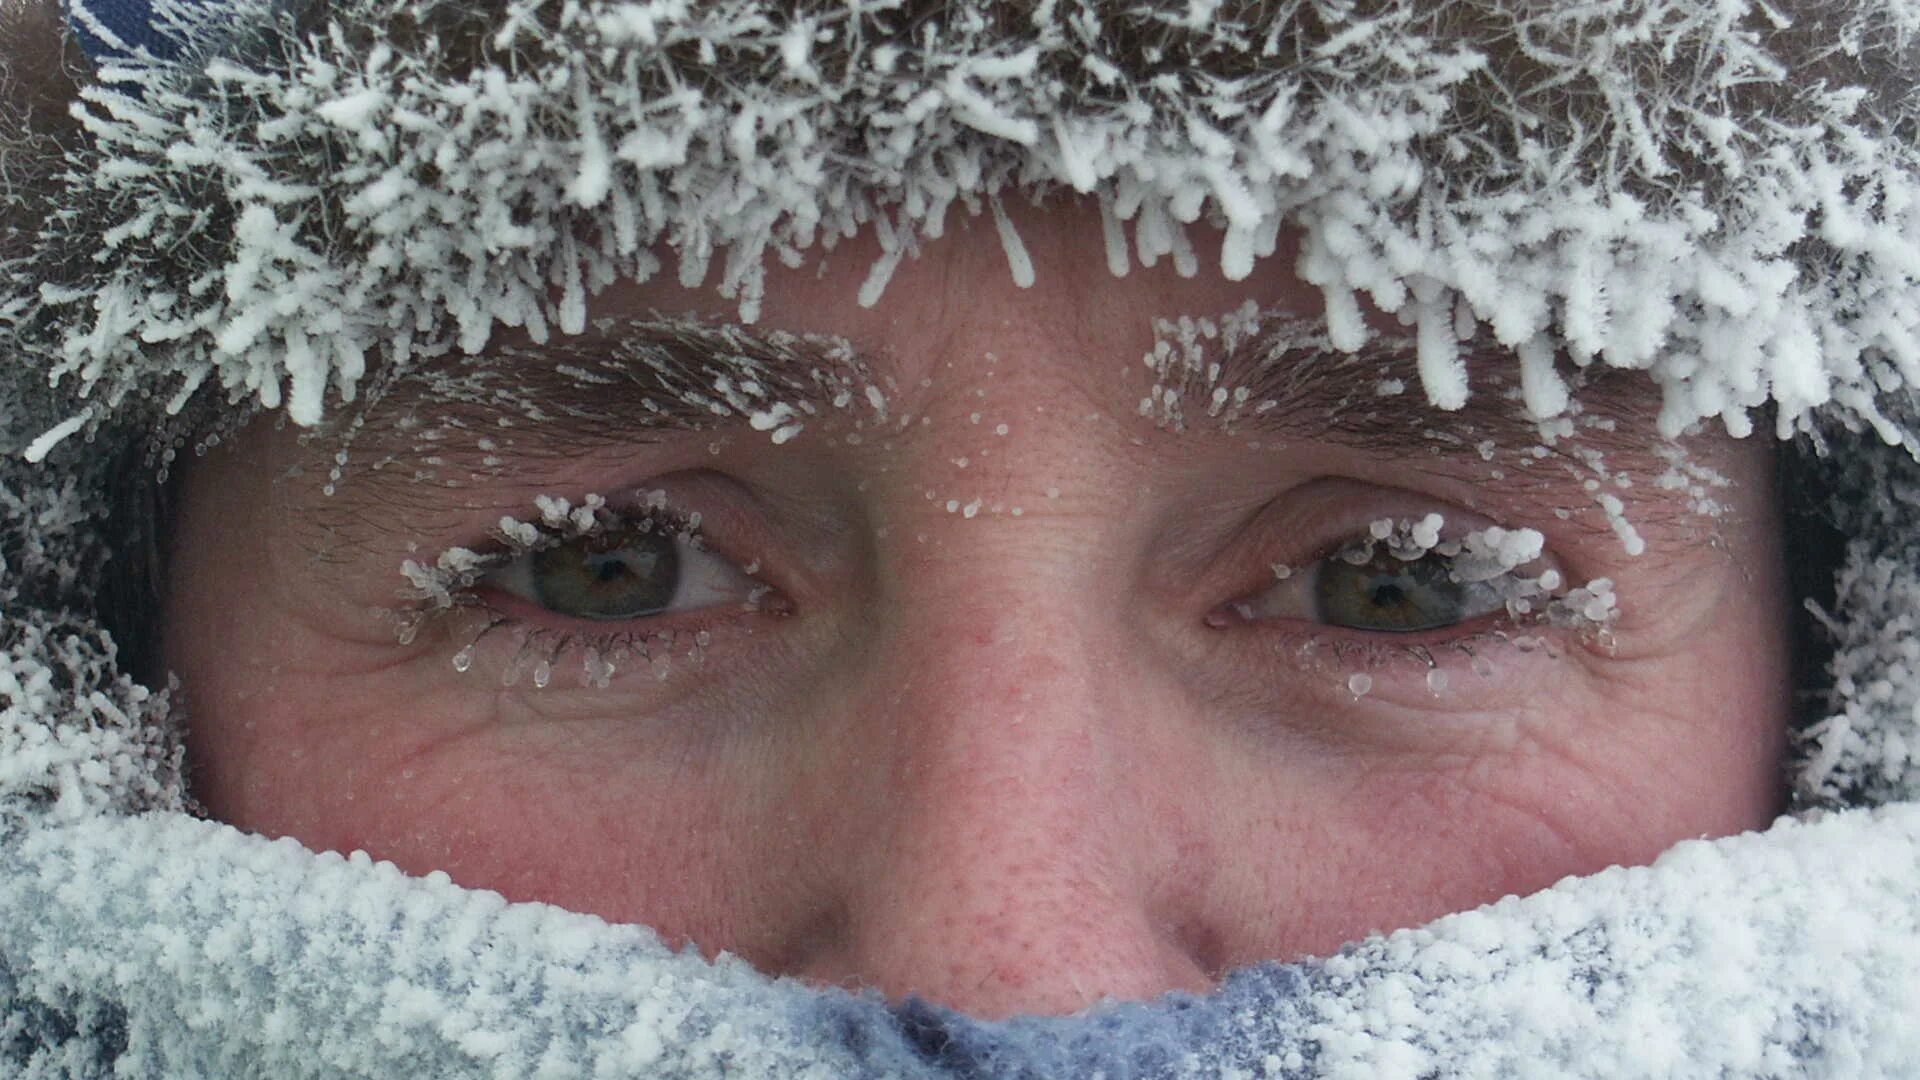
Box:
[805,962,1319,1077]
[65,0,206,63]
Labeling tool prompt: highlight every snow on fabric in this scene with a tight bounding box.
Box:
[5,0,1920,1076]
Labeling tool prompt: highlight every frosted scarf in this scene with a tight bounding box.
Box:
[6,1,1920,1074]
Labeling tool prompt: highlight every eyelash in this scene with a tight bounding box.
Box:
[403,498,784,687]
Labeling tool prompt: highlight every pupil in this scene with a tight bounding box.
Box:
[591,555,631,582]
[1369,580,1407,608]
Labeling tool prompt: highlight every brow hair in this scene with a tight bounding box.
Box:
[334,315,889,464]
[314,303,1691,521]
[1134,307,1679,493]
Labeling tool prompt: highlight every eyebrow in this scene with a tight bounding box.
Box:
[342,315,892,460]
[335,307,1673,499]
[1141,309,1658,444]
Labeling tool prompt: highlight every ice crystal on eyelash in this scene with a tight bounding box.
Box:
[1444,527,1547,585]
[401,494,631,624]
[1550,578,1621,629]
[497,517,541,548]
[1409,514,1445,553]
[533,493,605,533]
[399,545,489,609]
[1332,517,1618,633]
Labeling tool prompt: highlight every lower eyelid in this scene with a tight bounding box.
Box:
[432,597,750,693]
[1222,615,1586,699]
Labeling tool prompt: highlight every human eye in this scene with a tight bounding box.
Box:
[1203,509,1628,707]
[397,490,786,688]
[481,504,756,622]
[1221,513,1601,638]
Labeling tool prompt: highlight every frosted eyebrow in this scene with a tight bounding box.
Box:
[344,315,889,460]
[1156,315,1668,470]
[339,308,1664,487]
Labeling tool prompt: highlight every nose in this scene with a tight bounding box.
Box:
[795,591,1218,1018]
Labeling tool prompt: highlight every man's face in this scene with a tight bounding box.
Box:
[165,203,1790,1019]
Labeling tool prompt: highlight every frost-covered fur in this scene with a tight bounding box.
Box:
[7,0,1920,1075]
[8,0,1920,439]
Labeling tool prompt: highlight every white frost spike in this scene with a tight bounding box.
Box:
[944,73,1039,144]
[1053,115,1098,193]
[777,17,818,82]
[313,87,387,132]
[1322,285,1369,353]
[22,410,94,463]
[1412,279,1468,410]
[568,77,613,209]
[1517,335,1570,418]
[1768,312,1832,418]
[990,199,1036,288]
[1220,226,1256,282]
[858,246,905,308]
[1098,195,1131,278]
[858,214,905,308]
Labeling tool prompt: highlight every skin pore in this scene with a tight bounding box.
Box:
[164,202,1792,1020]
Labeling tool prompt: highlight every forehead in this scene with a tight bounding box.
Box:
[591,201,1310,394]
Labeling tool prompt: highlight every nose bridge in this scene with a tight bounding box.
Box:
[811,569,1212,1017]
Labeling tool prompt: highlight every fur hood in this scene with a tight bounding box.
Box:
[5,0,1920,1074]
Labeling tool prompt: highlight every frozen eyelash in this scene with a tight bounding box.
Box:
[1323,515,1621,634]
[453,619,694,690]
[394,491,701,631]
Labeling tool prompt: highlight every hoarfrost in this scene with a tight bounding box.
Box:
[10,1,1920,1075]
[10,0,1920,451]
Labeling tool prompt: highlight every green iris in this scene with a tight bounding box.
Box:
[528,525,680,620]
[1315,549,1479,632]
